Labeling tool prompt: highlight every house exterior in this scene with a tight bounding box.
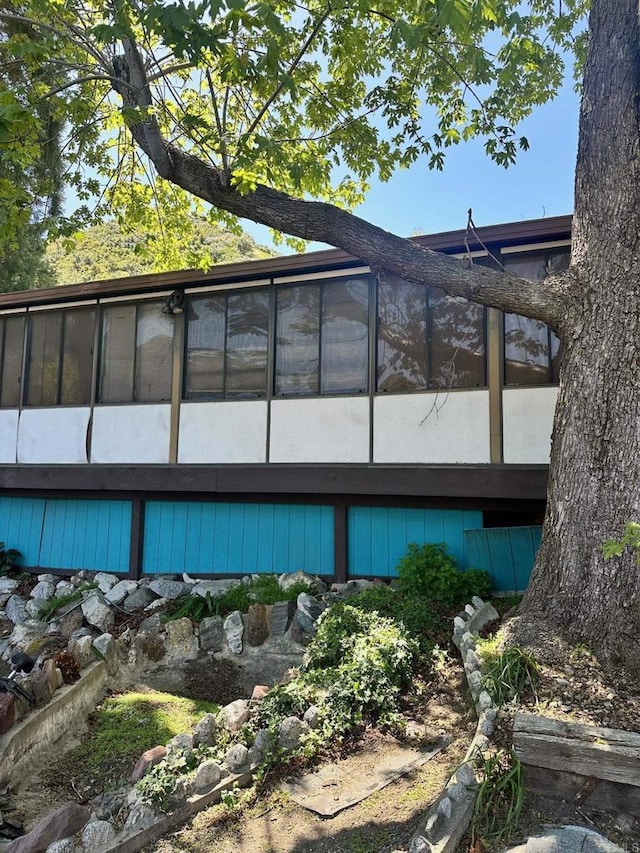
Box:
[0,215,571,588]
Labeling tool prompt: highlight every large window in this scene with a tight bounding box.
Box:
[99,301,173,403]
[275,277,369,396]
[377,276,485,392]
[25,307,95,406]
[184,290,269,399]
[503,250,569,385]
[0,314,25,407]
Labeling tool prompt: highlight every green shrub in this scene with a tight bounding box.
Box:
[396,542,491,608]
[0,542,21,575]
[471,749,524,845]
[480,645,541,705]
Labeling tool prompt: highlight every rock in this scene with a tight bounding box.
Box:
[44,839,76,853]
[279,571,327,594]
[143,597,167,612]
[129,632,165,665]
[54,581,76,597]
[223,744,249,773]
[192,579,240,598]
[130,745,167,783]
[251,684,270,701]
[194,760,222,792]
[148,580,191,600]
[122,585,158,612]
[224,611,244,655]
[0,578,19,596]
[68,635,94,669]
[165,617,199,661]
[80,819,116,848]
[199,616,223,653]
[0,693,15,735]
[7,620,47,650]
[55,606,84,638]
[253,728,275,757]
[295,593,326,635]
[29,670,53,706]
[92,633,118,675]
[105,580,138,606]
[6,595,27,625]
[437,796,452,818]
[446,780,468,802]
[303,705,320,729]
[43,659,64,693]
[167,732,193,756]
[247,604,269,647]
[192,713,218,747]
[123,799,159,833]
[269,601,294,636]
[80,594,114,633]
[219,699,250,732]
[4,803,90,853]
[91,789,127,821]
[478,690,493,710]
[30,581,54,601]
[138,613,163,634]
[93,573,119,593]
[278,716,309,751]
[25,599,48,620]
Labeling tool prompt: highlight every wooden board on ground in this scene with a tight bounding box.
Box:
[281,737,449,817]
[522,764,640,815]
[514,712,640,795]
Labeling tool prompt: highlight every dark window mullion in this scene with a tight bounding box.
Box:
[426,286,433,389]
[317,284,323,395]
[132,303,139,402]
[222,294,229,397]
[0,318,5,403]
[56,311,66,405]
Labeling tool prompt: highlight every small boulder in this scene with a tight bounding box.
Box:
[199,615,223,653]
[166,732,193,755]
[246,604,269,647]
[105,579,138,606]
[194,760,222,793]
[303,705,320,729]
[93,572,119,593]
[54,580,76,597]
[68,635,94,669]
[30,581,54,601]
[278,716,309,751]
[192,713,218,747]
[130,745,167,783]
[223,611,244,655]
[0,693,15,735]
[269,601,294,636]
[25,599,48,620]
[4,802,90,853]
[6,595,27,625]
[122,586,157,613]
[80,819,116,849]
[295,593,327,635]
[251,684,270,701]
[148,579,191,600]
[92,633,118,675]
[218,699,250,732]
[164,617,199,661]
[192,579,240,598]
[278,571,326,594]
[223,744,249,773]
[0,577,19,596]
[80,593,114,633]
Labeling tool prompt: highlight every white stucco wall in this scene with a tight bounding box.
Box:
[90,405,171,463]
[17,408,90,464]
[502,386,557,464]
[0,410,18,463]
[270,397,370,463]
[178,401,268,463]
[374,390,491,464]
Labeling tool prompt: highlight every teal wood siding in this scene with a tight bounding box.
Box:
[0,496,132,572]
[142,501,335,575]
[348,507,483,577]
[463,526,542,592]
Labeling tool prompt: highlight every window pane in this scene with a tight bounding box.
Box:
[276,286,320,395]
[321,278,369,393]
[503,252,569,385]
[135,302,173,402]
[226,291,269,397]
[26,312,62,406]
[99,304,136,403]
[429,288,485,388]
[0,315,24,407]
[61,308,95,405]
[184,296,226,399]
[377,277,427,393]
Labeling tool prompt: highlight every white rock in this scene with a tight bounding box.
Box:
[472,596,485,609]
[165,617,199,661]
[218,699,250,732]
[93,572,119,593]
[223,610,244,655]
[278,716,309,750]
[478,690,493,710]
[80,819,116,848]
[30,580,55,600]
[223,743,249,772]
[92,633,118,675]
[54,580,76,597]
[105,579,138,606]
[195,760,222,792]
[437,796,452,818]
[81,593,114,633]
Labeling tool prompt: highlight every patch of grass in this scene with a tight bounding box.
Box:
[480,645,541,705]
[471,749,524,846]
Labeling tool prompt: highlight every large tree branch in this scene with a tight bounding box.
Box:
[111,44,572,331]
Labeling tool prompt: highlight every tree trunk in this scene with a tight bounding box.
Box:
[521,0,640,670]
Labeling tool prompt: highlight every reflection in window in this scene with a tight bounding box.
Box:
[0,315,25,408]
[276,286,320,395]
[321,280,368,393]
[377,277,427,392]
[430,288,485,388]
[25,308,95,406]
[184,291,269,399]
[377,276,485,392]
[99,301,173,403]
[503,251,569,385]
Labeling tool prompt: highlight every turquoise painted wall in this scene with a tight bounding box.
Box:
[463,526,542,592]
[142,501,335,575]
[348,507,483,577]
[0,496,132,572]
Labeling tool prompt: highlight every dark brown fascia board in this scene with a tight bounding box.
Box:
[0,463,549,501]
[0,214,572,310]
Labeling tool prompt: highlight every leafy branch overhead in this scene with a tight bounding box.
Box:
[0,0,585,322]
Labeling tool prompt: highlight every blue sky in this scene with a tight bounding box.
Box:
[241,75,580,250]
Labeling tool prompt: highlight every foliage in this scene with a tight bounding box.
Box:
[136,747,199,809]
[479,644,541,705]
[0,542,21,575]
[396,543,491,609]
[46,219,275,285]
[37,581,98,621]
[471,749,524,846]
[602,522,640,565]
[164,575,313,622]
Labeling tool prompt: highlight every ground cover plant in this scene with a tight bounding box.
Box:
[0,543,21,575]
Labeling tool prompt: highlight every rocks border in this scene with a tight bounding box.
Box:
[405,596,500,853]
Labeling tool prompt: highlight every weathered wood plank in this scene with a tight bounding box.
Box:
[522,765,640,815]
[514,712,640,748]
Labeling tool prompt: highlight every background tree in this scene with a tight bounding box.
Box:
[3,0,640,670]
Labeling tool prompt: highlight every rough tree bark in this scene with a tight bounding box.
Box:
[112,0,640,670]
